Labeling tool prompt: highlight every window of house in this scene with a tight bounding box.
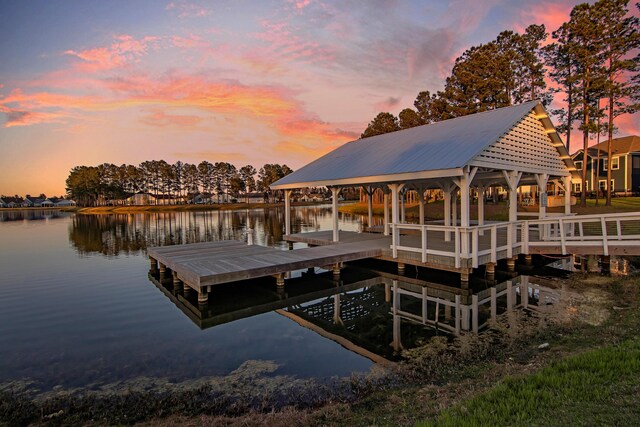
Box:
[574,161,582,170]
[603,159,608,171]
[633,156,640,169]
[611,156,619,170]
[573,182,582,193]
[599,179,615,191]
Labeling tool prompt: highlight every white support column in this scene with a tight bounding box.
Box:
[452,169,473,257]
[451,189,457,226]
[366,186,373,229]
[383,190,390,236]
[502,170,522,223]
[331,187,341,242]
[400,189,406,223]
[389,183,404,258]
[477,186,485,227]
[563,175,572,215]
[418,187,425,225]
[535,173,549,219]
[284,189,292,236]
[443,184,452,242]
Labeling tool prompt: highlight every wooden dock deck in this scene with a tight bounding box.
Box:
[147,239,387,302]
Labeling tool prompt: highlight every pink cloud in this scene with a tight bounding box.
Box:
[518,1,574,34]
[64,35,159,72]
[249,20,335,67]
[289,0,311,11]
[165,1,211,18]
[615,113,640,137]
[0,105,64,127]
[171,34,209,49]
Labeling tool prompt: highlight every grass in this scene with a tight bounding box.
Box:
[341,196,640,221]
[340,200,511,221]
[421,337,640,427]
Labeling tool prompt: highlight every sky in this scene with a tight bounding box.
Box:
[0,0,638,196]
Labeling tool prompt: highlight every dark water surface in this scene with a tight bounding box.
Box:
[0,207,381,394]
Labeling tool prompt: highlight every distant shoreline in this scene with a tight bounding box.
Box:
[1,201,329,213]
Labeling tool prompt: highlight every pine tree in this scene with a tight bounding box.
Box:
[360,112,400,138]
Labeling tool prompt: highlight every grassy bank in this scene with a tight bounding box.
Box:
[422,337,640,426]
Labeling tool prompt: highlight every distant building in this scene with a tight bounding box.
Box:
[49,197,76,207]
[243,192,267,203]
[571,135,640,195]
[23,196,47,207]
[0,197,24,208]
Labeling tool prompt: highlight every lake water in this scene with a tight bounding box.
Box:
[0,206,404,396]
[0,207,574,399]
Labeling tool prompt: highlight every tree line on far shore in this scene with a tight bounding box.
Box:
[360,0,639,208]
[65,161,293,207]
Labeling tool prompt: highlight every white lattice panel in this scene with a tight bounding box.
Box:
[469,111,568,175]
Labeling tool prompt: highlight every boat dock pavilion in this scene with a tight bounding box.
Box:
[148,101,640,302]
[272,100,640,283]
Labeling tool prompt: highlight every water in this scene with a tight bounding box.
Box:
[0,206,572,397]
[0,206,372,394]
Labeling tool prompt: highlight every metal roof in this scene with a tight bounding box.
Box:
[272,101,558,189]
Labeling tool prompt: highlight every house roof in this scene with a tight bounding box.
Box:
[590,135,640,156]
[272,101,573,189]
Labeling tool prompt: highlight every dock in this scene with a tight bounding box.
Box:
[147,239,387,303]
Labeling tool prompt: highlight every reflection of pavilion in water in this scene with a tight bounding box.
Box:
[148,265,567,364]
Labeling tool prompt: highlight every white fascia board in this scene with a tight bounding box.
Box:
[270,167,464,190]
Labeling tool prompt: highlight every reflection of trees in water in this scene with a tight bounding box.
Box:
[68,207,345,256]
[0,210,67,222]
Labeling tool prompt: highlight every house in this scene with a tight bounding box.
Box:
[49,197,76,207]
[125,193,156,205]
[40,198,55,207]
[2,197,24,208]
[571,135,640,195]
[23,196,47,207]
[190,193,214,204]
[243,192,267,203]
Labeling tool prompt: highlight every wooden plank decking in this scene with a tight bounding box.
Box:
[147,239,386,291]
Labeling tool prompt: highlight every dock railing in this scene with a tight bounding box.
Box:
[391,222,522,268]
[523,211,640,256]
[391,211,640,266]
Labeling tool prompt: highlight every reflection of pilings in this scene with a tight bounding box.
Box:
[397,262,405,275]
[601,255,611,275]
[198,289,208,305]
[521,276,529,309]
[275,273,285,288]
[486,262,495,282]
[333,294,343,326]
[332,263,341,278]
[172,271,183,293]
[183,284,192,297]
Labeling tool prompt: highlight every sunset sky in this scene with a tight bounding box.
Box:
[1,0,638,196]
